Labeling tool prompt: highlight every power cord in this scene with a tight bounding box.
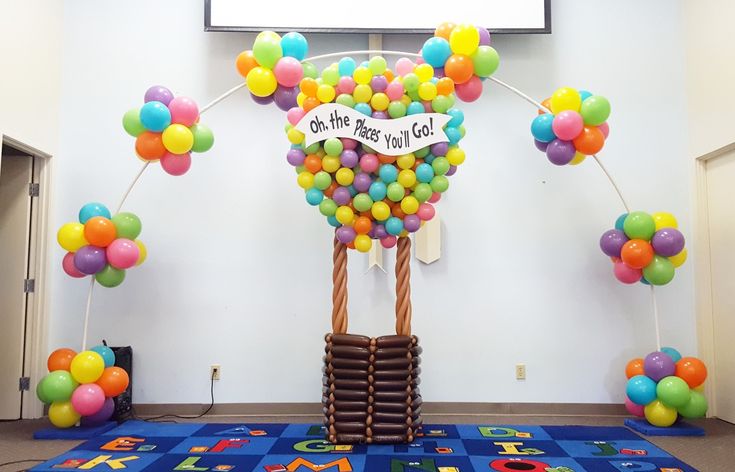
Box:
[0,459,46,470]
[131,370,216,423]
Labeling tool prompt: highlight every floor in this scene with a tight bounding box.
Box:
[1,415,733,471]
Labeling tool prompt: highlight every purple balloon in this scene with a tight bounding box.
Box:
[404,215,421,232]
[372,111,388,119]
[81,397,114,427]
[273,86,299,112]
[144,85,174,106]
[373,224,387,239]
[431,142,449,157]
[477,27,492,46]
[446,165,457,176]
[534,139,549,152]
[340,150,359,168]
[600,229,629,257]
[545,139,576,166]
[286,148,305,166]
[335,226,356,244]
[332,187,351,206]
[651,228,685,257]
[74,246,107,275]
[353,173,372,192]
[434,67,445,79]
[644,351,676,382]
[370,76,388,92]
[250,93,273,105]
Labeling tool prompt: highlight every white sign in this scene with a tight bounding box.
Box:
[295,104,451,156]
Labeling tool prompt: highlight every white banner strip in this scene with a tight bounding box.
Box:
[295,103,451,155]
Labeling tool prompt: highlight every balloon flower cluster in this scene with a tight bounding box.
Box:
[57,202,146,288]
[123,85,215,176]
[531,87,611,166]
[625,347,707,427]
[36,345,129,428]
[600,211,687,286]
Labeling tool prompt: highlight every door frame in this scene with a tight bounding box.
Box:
[694,141,735,419]
[2,135,53,419]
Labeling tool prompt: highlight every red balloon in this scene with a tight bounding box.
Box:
[455,76,483,102]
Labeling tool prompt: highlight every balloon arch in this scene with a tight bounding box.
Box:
[41,22,706,437]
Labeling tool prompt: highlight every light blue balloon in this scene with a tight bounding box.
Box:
[407,102,424,115]
[423,154,436,164]
[281,32,308,60]
[661,347,682,363]
[422,37,451,67]
[354,103,372,116]
[346,185,357,197]
[415,163,435,183]
[79,202,111,224]
[379,164,398,184]
[385,217,404,236]
[530,114,556,143]
[580,89,593,102]
[327,215,340,227]
[368,181,387,201]
[446,108,464,127]
[338,57,357,77]
[444,127,461,145]
[139,101,171,132]
[626,375,657,406]
[640,277,651,285]
[305,188,323,206]
[615,213,628,231]
[90,345,115,368]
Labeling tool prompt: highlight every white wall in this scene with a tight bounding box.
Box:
[50,0,694,404]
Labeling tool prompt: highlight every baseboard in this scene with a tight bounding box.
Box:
[132,402,627,417]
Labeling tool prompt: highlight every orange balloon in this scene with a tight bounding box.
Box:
[444,54,474,84]
[96,367,129,397]
[377,153,397,164]
[354,216,372,234]
[625,358,645,379]
[539,98,551,115]
[84,217,117,248]
[436,77,455,96]
[302,96,320,113]
[435,22,457,41]
[324,181,338,198]
[383,69,395,82]
[621,239,654,269]
[235,50,259,78]
[573,126,605,155]
[299,78,318,97]
[304,155,322,173]
[675,357,707,388]
[135,132,166,160]
[47,348,77,372]
[392,205,406,219]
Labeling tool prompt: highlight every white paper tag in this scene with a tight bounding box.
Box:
[295,103,451,156]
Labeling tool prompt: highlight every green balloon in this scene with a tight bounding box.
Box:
[432,157,450,176]
[39,371,78,403]
[96,265,126,288]
[387,182,405,202]
[431,175,450,193]
[301,62,318,79]
[303,141,320,154]
[294,165,305,174]
[321,66,340,86]
[190,124,214,153]
[313,171,331,190]
[368,56,387,75]
[414,146,430,158]
[388,101,407,118]
[431,95,452,113]
[402,74,420,93]
[643,255,676,285]
[678,390,708,418]
[623,211,656,240]
[413,183,433,202]
[407,90,421,102]
[122,108,145,137]
[471,46,500,78]
[353,193,373,212]
[252,34,282,69]
[580,95,611,126]
[323,138,343,157]
[112,212,142,240]
[319,199,337,217]
[656,376,691,408]
[336,94,355,108]
[459,125,467,138]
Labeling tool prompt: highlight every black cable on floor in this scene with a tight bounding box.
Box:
[132,371,216,423]
[0,459,46,467]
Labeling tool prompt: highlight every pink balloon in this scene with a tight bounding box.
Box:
[552,110,584,141]
[455,76,483,102]
[613,261,642,284]
[380,235,397,248]
[71,383,105,416]
[598,122,610,139]
[340,138,358,150]
[337,77,356,95]
[286,107,305,126]
[423,101,433,113]
[395,58,415,77]
[168,96,199,127]
[417,203,436,221]
[428,192,441,203]
[106,238,140,270]
[160,152,192,176]
[625,396,645,417]
[359,154,379,173]
[63,252,86,278]
[273,57,304,87]
[385,81,404,101]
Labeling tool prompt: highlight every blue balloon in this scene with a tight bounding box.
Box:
[139,101,171,132]
[79,202,111,224]
[385,217,404,236]
[354,103,372,116]
[379,164,398,184]
[327,215,340,227]
[346,185,357,197]
[281,32,308,60]
[640,277,651,285]
[368,181,387,201]
[415,163,435,183]
[615,213,628,231]
[580,89,593,102]
[444,127,461,145]
[338,57,357,77]
[530,114,556,143]
[661,347,682,363]
[407,102,424,115]
[626,375,657,406]
[446,108,464,127]
[305,188,323,206]
[90,345,115,368]
[423,154,436,164]
[422,37,452,67]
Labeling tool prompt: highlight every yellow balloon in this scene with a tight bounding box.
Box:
[287,127,304,145]
[162,124,194,154]
[354,234,372,253]
[246,66,277,97]
[644,400,678,427]
[297,171,314,189]
[353,84,373,103]
[446,148,466,166]
[414,64,434,83]
[335,167,355,186]
[353,66,373,85]
[400,196,419,215]
[371,201,391,221]
[550,87,582,113]
[569,152,586,165]
[57,222,88,252]
[316,84,336,103]
[397,169,417,188]
[335,206,355,225]
[400,94,412,107]
[134,240,147,266]
[693,384,705,393]
[653,212,678,230]
[70,351,104,384]
[370,93,390,111]
[418,82,438,101]
[396,153,416,170]
[449,24,480,55]
[49,401,81,428]
[669,248,687,268]
[321,156,341,173]
[296,92,306,108]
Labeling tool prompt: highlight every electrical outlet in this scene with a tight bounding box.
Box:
[210,364,221,380]
[515,364,526,380]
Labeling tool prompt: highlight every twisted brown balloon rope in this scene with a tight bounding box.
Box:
[395,237,412,336]
[331,238,349,334]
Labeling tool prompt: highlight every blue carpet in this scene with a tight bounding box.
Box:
[31,421,698,471]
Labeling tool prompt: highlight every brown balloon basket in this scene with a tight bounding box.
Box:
[323,237,422,444]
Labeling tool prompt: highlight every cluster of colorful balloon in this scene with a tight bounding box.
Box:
[420,22,500,102]
[36,345,129,428]
[123,85,215,175]
[57,202,146,287]
[531,87,611,166]
[625,348,707,427]
[600,211,687,286]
